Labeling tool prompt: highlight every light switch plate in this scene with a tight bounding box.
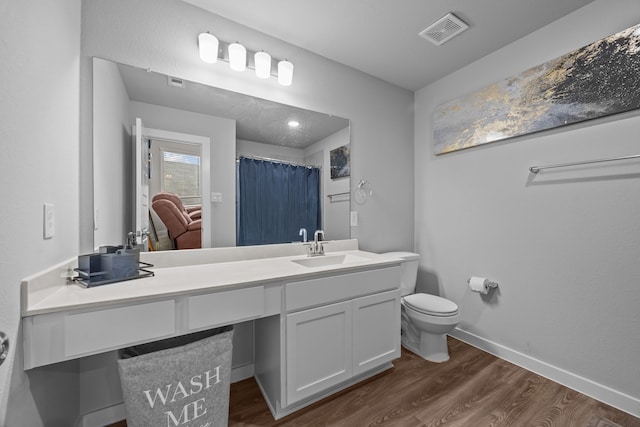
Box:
[211,192,222,203]
[43,203,55,239]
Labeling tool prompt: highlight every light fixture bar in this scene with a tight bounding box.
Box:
[216,41,279,76]
[197,33,293,85]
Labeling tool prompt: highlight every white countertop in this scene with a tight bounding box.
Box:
[22,248,401,316]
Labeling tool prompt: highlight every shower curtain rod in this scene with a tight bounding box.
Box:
[237,155,319,169]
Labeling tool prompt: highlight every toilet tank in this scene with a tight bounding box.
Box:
[384,252,420,296]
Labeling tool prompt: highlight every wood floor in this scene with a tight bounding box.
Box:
[110,337,640,426]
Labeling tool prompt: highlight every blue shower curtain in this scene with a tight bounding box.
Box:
[237,157,321,246]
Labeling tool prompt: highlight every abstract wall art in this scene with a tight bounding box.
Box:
[330,144,350,179]
[433,23,640,155]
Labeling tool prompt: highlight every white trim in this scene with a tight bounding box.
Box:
[450,327,640,418]
[140,126,212,248]
[230,363,254,383]
[81,403,125,427]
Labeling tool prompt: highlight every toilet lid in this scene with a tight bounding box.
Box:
[404,294,459,317]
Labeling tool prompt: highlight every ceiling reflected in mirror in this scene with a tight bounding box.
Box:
[117,63,348,148]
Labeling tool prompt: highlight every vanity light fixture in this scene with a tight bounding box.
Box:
[254,51,272,79]
[198,32,219,64]
[228,42,247,71]
[197,33,294,86]
[278,60,294,86]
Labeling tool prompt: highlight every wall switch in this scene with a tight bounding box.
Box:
[211,192,222,203]
[350,211,358,227]
[43,203,55,239]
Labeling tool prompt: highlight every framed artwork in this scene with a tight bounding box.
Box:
[433,23,640,155]
[330,144,350,179]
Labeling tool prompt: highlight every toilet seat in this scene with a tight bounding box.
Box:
[403,294,458,317]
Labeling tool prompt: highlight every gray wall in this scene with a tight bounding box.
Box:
[0,0,81,426]
[93,58,131,248]
[304,127,351,241]
[415,0,640,412]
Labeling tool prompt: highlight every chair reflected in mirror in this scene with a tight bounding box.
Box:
[150,192,202,250]
[153,191,201,220]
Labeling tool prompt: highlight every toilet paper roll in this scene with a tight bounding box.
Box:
[469,276,490,294]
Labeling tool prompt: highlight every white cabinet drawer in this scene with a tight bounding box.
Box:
[285,266,400,312]
[187,286,265,331]
[64,300,175,357]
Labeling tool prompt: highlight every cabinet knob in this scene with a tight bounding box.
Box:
[0,331,8,366]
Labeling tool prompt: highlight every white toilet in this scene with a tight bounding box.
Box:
[386,252,460,363]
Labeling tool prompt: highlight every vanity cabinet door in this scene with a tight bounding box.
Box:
[285,300,352,406]
[352,290,401,376]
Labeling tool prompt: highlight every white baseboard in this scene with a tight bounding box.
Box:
[81,364,255,427]
[81,403,125,427]
[230,363,254,383]
[450,327,640,418]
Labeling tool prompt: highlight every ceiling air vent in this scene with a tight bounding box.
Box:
[419,12,469,46]
[167,76,185,88]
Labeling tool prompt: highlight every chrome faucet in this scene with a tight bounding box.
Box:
[313,230,327,256]
[299,228,307,242]
[303,229,329,256]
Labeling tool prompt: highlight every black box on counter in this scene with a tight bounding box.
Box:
[74,245,152,287]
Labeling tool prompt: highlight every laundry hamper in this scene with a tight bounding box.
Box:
[117,325,234,427]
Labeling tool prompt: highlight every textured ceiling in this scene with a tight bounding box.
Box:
[183,0,595,91]
[118,63,349,148]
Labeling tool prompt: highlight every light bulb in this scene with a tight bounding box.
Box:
[278,60,294,86]
[198,33,218,64]
[229,42,247,71]
[254,51,272,79]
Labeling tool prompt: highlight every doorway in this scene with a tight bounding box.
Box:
[136,124,211,249]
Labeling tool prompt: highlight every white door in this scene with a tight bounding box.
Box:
[352,290,401,376]
[285,301,352,405]
[133,118,150,247]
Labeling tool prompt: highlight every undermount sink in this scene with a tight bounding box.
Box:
[291,253,371,268]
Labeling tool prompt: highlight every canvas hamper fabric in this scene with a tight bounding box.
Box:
[118,326,234,427]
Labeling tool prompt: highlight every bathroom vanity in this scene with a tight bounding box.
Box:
[21,240,401,420]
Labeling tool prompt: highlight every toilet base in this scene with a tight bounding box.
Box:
[401,331,450,363]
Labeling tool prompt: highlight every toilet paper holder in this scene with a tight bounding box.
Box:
[467,277,499,289]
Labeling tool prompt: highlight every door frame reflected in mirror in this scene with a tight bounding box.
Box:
[135,124,211,249]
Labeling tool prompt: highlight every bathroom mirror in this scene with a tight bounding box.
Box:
[93,57,351,250]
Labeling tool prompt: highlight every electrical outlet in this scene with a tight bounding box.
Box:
[350,211,358,227]
[43,203,55,239]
